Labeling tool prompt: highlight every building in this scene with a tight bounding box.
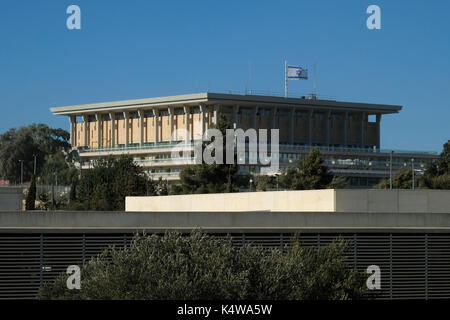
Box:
[1,189,450,299]
[50,92,438,187]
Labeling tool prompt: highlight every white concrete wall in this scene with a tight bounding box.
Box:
[126,189,450,213]
[126,190,336,212]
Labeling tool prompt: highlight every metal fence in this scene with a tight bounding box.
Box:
[1,231,449,300]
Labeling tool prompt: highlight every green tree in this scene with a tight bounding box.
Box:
[179,114,238,194]
[253,175,277,191]
[280,148,334,190]
[375,169,413,189]
[0,124,71,183]
[69,176,78,202]
[40,153,78,186]
[157,177,169,196]
[25,175,37,210]
[38,231,366,300]
[74,155,148,210]
[422,140,450,189]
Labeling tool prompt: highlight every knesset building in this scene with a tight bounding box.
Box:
[51,92,437,187]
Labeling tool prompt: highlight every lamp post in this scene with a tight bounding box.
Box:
[411,158,415,190]
[18,160,24,186]
[33,154,38,175]
[249,178,253,192]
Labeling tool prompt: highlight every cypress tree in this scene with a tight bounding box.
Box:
[25,175,36,210]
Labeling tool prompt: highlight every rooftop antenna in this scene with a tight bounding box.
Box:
[246,60,252,95]
[313,63,317,95]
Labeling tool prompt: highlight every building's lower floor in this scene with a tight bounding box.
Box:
[1,231,449,300]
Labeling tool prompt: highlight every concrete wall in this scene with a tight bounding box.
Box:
[1,210,450,233]
[0,187,23,211]
[126,189,450,213]
[335,189,450,214]
[126,190,336,212]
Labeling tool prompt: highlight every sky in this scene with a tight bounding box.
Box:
[0,0,448,152]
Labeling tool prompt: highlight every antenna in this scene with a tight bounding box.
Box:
[248,60,252,94]
[313,63,317,95]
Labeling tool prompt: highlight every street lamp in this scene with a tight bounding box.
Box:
[411,158,415,190]
[249,178,253,192]
[18,160,24,186]
[33,154,38,176]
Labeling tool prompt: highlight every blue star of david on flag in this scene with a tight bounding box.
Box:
[287,65,308,80]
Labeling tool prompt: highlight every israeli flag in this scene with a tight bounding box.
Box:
[287,65,308,80]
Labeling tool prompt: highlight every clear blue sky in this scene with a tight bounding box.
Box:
[0,0,448,152]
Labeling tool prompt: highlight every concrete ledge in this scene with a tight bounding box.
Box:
[126,189,450,213]
[1,210,450,233]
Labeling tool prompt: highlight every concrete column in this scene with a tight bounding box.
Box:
[123,111,129,147]
[360,112,366,148]
[82,115,88,147]
[326,110,331,147]
[153,108,159,144]
[109,112,115,148]
[199,104,205,136]
[138,110,144,146]
[95,113,101,149]
[308,110,313,146]
[253,106,259,131]
[343,111,349,147]
[212,104,219,126]
[376,114,382,150]
[233,105,240,129]
[168,107,173,142]
[271,107,277,129]
[183,106,190,142]
[289,108,295,145]
[271,107,278,144]
[69,115,76,147]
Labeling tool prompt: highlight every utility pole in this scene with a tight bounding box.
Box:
[33,154,38,175]
[411,158,415,190]
[18,160,24,186]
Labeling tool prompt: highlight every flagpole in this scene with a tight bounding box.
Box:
[284,60,287,97]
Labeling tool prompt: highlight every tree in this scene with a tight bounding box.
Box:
[422,140,450,189]
[74,155,148,210]
[178,114,239,194]
[25,175,37,210]
[375,169,413,189]
[280,148,334,190]
[0,124,71,183]
[40,153,78,186]
[38,231,367,300]
[69,176,78,202]
[156,177,169,196]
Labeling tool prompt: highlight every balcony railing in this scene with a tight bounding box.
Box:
[77,142,437,156]
[77,141,194,153]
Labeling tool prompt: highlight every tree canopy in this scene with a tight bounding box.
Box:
[38,231,366,300]
[178,114,238,194]
[68,155,151,211]
[376,140,450,190]
[278,148,336,190]
[0,123,72,183]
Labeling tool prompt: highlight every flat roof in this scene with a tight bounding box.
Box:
[50,92,402,115]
